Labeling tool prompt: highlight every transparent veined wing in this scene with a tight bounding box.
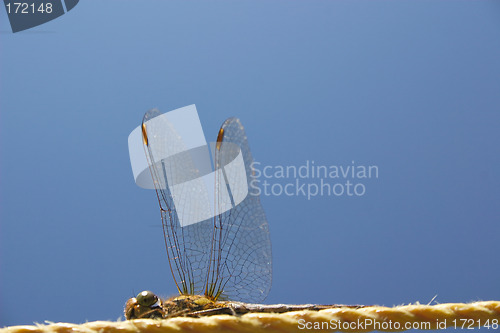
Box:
[141,109,272,303]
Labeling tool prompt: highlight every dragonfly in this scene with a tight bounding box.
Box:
[125,108,366,319]
[125,108,273,319]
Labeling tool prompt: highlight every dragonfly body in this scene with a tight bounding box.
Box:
[125,292,225,319]
[125,291,367,319]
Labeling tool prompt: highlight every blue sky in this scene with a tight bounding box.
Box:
[1,1,499,328]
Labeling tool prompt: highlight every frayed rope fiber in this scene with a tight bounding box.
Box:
[2,301,499,333]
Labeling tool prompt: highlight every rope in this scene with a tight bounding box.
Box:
[2,301,499,333]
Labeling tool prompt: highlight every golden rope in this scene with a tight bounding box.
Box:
[2,301,499,333]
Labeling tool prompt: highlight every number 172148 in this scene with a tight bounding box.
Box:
[452,319,499,329]
[5,2,53,14]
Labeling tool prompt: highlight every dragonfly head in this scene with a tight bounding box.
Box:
[124,291,163,319]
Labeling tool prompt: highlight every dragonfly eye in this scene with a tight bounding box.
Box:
[136,290,158,307]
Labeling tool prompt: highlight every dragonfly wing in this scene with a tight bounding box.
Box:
[142,109,204,295]
[207,117,272,303]
[142,110,272,302]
